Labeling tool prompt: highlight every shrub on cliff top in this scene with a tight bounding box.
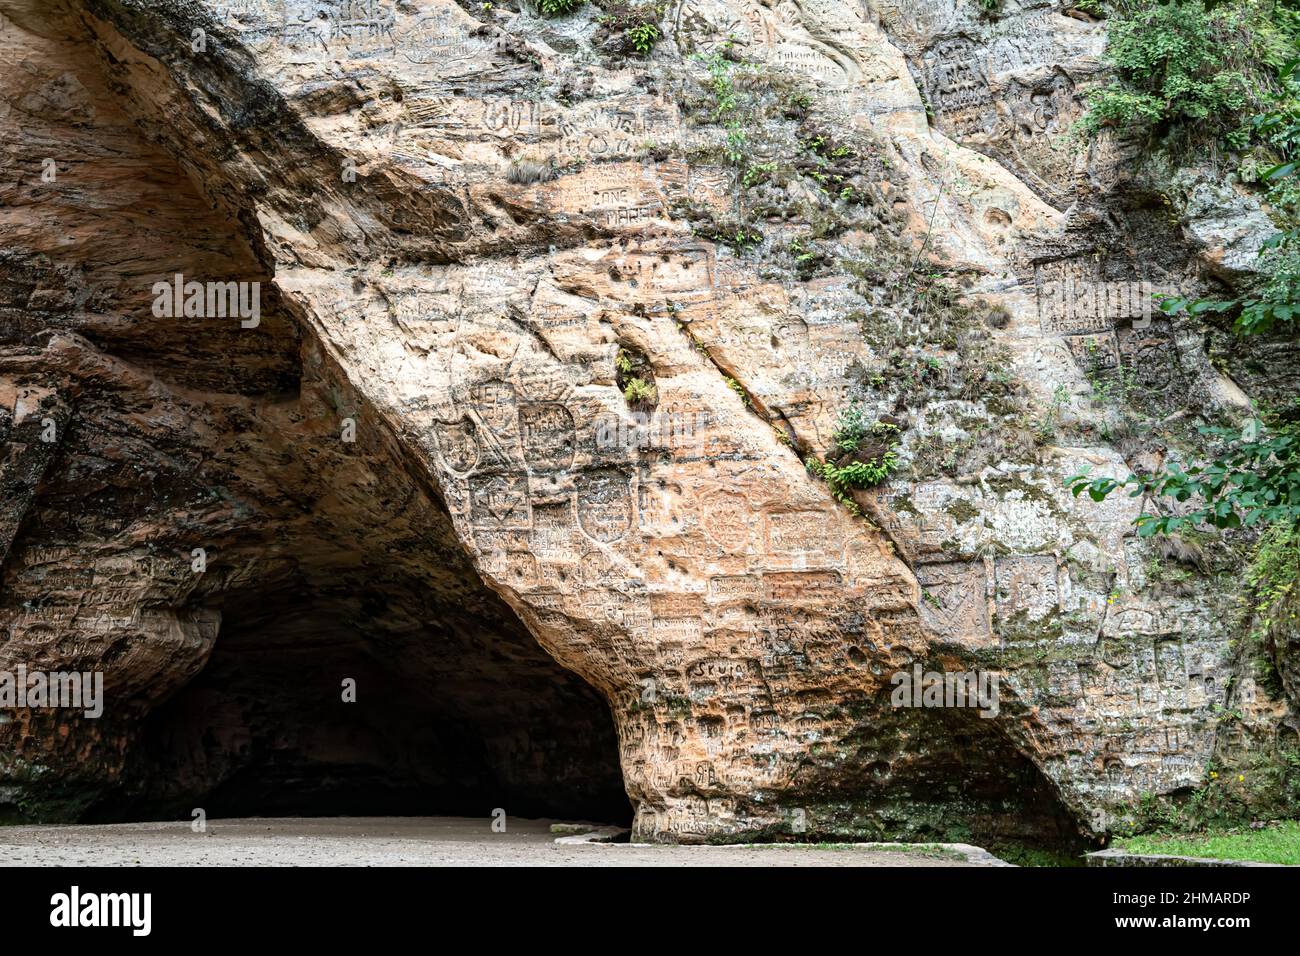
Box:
[1078,0,1299,142]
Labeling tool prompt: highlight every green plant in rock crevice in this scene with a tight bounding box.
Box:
[808,406,902,508]
[1031,383,1071,443]
[704,45,739,117]
[628,21,660,55]
[1082,342,1140,409]
[615,345,658,407]
[623,377,657,403]
[1245,520,1300,671]
[593,2,666,58]
[538,0,585,16]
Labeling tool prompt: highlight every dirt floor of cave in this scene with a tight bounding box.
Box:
[0,817,999,866]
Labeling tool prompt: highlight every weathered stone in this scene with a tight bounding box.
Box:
[0,0,1293,846]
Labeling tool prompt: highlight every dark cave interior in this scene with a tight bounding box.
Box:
[86,583,633,826]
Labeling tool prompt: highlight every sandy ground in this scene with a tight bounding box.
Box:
[0,817,999,866]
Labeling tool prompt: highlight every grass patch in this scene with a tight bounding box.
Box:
[1121,746,1300,834]
[1116,820,1300,864]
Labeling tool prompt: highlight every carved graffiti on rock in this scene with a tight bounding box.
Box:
[699,491,754,552]
[518,402,575,473]
[473,379,518,434]
[432,416,479,475]
[470,474,531,529]
[576,469,634,543]
[915,561,991,644]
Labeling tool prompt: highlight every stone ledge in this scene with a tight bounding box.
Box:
[1087,848,1285,867]
[555,831,1012,865]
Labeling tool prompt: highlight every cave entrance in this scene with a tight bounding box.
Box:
[778,690,1091,859]
[87,579,632,827]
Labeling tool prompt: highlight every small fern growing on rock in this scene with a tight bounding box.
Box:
[809,406,902,504]
[615,345,658,408]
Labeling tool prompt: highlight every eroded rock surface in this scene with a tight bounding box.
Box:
[1,0,1295,844]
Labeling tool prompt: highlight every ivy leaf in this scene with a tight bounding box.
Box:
[1263,160,1299,182]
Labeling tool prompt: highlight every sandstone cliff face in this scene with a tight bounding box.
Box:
[1,0,1294,844]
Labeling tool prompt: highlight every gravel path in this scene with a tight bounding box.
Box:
[0,817,999,866]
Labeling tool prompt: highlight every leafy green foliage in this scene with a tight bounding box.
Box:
[820,454,899,489]
[627,21,659,55]
[704,47,738,116]
[741,161,775,188]
[539,0,585,16]
[724,125,747,164]
[615,345,657,406]
[1252,58,1300,192]
[1233,47,1300,225]
[808,408,901,505]
[1077,1,1296,140]
[593,1,663,57]
[1071,28,1300,537]
[1246,520,1300,649]
[1161,239,1300,334]
[1159,58,1300,336]
[1067,419,1300,533]
[623,377,657,404]
[696,45,753,170]
[831,403,877,452]
[1080,88,1168,133]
